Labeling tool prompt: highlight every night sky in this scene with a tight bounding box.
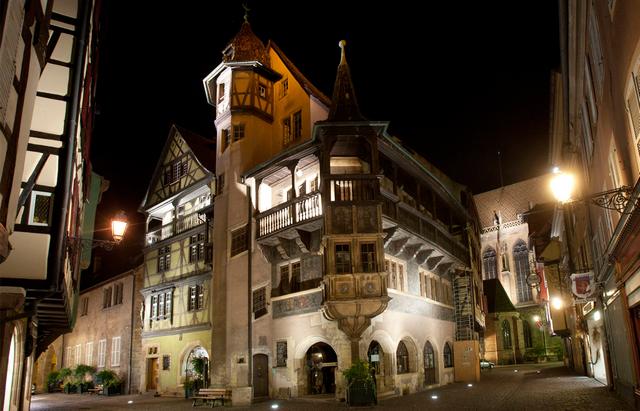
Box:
[86,1,559,279]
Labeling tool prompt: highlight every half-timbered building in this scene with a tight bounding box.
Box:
[0,1,102,409]
[138,125,215,395]
[200,20,485,403]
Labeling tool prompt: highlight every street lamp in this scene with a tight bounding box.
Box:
[549,168,635,214]
[68,211,129,251]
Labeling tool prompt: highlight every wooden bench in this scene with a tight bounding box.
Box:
[192,388,231,408]
[87,385,102,395]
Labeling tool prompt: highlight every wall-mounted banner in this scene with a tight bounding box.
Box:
[571,271,594,299]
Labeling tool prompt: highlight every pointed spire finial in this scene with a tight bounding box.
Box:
[339,40,347,65]
[242,3,250,23]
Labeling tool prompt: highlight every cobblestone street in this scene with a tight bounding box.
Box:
[30,363,630,411]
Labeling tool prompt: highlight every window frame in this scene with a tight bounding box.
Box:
[335,243,352,274]
[28,190,52,226]
[253,286,268,319]
[230,226,248,257]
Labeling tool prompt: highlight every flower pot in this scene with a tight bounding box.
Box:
[347,381,376,406]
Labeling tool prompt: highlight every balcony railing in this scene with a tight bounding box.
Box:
[382,192,469,264]
[146,211,205,245]
[257,192,322,238]
[329,175,378,202]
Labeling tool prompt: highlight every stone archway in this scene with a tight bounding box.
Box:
[304,342,338,395]
[183,346,209,389]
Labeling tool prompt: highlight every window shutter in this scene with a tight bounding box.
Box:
[0,0,24,123]
[628,75,640,140]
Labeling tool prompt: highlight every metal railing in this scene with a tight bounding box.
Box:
[146,211,205,245]
[257,192,322,238]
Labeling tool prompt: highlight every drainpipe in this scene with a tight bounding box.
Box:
[246,184,253,392]
[128,270,136,394]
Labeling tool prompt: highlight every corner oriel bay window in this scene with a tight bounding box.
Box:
[335,243,352,274]
[360,243,376,272]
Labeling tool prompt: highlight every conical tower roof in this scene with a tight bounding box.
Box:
[328,40,365,121]
[222,21,268,65]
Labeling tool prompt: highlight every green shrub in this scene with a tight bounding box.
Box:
[342,359,373,385]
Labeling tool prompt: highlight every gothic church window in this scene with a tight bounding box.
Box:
[502,320,512,349]
[482,247,497,280]
[523,320,533,348]
[513,240,533,303]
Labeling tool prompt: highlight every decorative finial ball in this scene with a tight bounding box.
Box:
[339,40,347,49]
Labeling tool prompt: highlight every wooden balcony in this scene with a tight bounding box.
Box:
[146,211,205,245]
[382,191,469,264]
[257,192,322,239]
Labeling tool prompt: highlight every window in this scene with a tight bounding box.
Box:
[279,265,290,295]
[335,243,352,274]
[230,226,248,257]
[75,344,81,366]
[158,245,171,271]
[258,83,267,98]
[189,232,206,263]
[360,243,376,272]
[113,283,124,305]
[97,339,106,368]
[282,117,292,145]
[80,297,89,316]
[482,247,497,280]
[580,105,594,165]
[28,191,52,226]
[111,336,121,367]
[513,241,533,303]
[443,342,453,368]
[502,320,512,349]
[162,355,171,370]
[298,182,306,196]
[310,176,318,192]
[86,342,93,365]
[233,124,245,141]
[66,346,73,367]
[588,7,604,96]
[221,128,231,151]
[292,110,302,140]
[627,73,640,166]
[218,83,225,102]
[216,173,225,195]
[523,320,533,348]
[385,258,406,291]
[188,284,204,311]
[276,341,287,367]
[253,287,267,319]
[163,159,188,185]
[291,261,301,293]
[150,290,173,320]
[396,341,409,374]
[280,78,288,98]
[103,287,113,309]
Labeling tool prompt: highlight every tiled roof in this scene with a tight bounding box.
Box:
[474,174,555,228]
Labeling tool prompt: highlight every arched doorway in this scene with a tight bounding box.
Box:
[367,341,386,392]
[253,354,269,398]
[424,341,437,385]
[184,346,209,389]
[305,342,337,395]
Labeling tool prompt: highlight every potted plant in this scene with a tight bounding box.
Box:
[96,369,121,396]
[59,368,75,394]
[343,359,376,406]
[74,364,96,393]
[46,370,62,393]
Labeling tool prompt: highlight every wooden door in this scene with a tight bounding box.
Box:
[253,354,269,398]
[146,358,159,391]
